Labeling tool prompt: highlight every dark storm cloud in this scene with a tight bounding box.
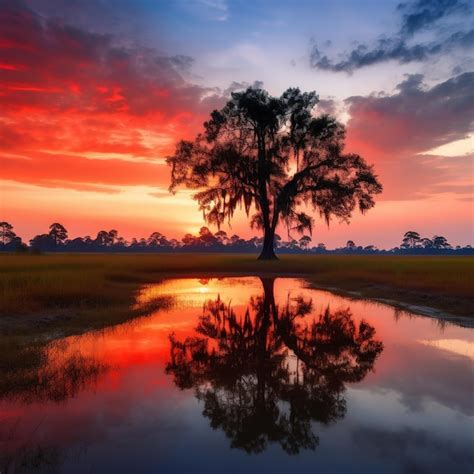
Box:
[398,0,470,36]
[310,0,473,72]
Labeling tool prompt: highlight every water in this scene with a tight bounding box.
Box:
[1,277,473,473]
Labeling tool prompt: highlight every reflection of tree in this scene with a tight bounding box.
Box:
[166,278,383,454]
[0,339,108,404]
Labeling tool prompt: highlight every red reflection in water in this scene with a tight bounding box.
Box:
[0,277,472,471]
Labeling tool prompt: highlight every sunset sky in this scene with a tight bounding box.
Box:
[1,0,473,247]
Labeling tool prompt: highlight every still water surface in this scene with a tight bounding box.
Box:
[1,277,473,473]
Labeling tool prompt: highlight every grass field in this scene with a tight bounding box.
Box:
[1,253,473,323]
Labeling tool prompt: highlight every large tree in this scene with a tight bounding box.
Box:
[168,87,382,259]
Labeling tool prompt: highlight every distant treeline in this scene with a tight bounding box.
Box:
[1,222,472,255]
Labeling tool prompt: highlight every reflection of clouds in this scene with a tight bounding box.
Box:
[352,425,474,473]
[419,339,474,360]
[363,342,474,416]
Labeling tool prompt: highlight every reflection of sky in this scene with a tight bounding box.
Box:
[1,277,473,473]
[419,338,474,360]
[347,390,473,472]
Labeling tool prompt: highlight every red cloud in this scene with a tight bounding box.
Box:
[0,1,224,193]
[2,150,170,188]
[0,2,222,116]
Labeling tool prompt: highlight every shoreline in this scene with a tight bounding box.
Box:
[1,254,472,342]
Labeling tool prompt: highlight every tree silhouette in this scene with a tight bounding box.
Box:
[167,87,382,259]
[420,237,433,248]
[346,240,356,250]
[166,278,383,454]
[401,231,420,249]
[49,223,68,246]
[8,224,470,254]
[108,229,119,246]
[215,230,229,245]
[148,232,170,247]
[94,229,119,247]
[432,235,451,249]
[299,235,312,250]
[0,221,16,245]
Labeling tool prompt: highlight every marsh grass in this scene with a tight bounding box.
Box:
[0,258,173,405]
[1,253,472,322]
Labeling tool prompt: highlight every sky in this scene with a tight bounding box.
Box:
[1,0,473,248]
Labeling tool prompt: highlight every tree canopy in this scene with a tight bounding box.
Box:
[167,87,382,259]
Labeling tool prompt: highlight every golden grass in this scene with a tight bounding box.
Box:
[1,253,473,321]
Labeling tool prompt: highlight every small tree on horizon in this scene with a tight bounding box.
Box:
[299,235,312,250]
[432,235,451,249]
[0,221,16,245]
[401,231,421,249]
[167,87,382,259]
[346,240,356,250]
[49,223,68,246]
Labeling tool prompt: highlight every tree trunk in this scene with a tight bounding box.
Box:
[258,226,277,260]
